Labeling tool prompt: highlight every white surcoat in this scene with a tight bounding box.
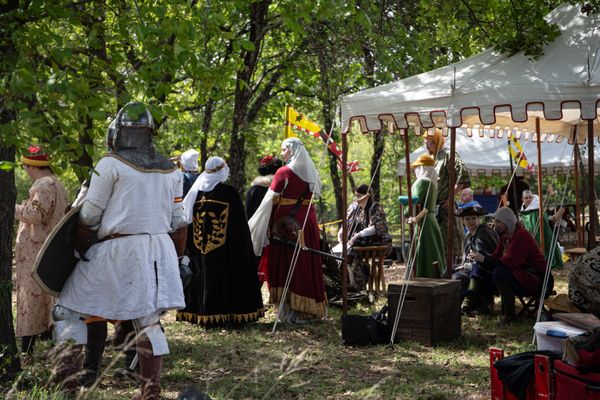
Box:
[58,156,185,320]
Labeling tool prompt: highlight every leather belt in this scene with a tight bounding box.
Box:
[276,198,312,206]
[99,233,134,242]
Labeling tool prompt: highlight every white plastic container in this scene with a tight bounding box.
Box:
[534,321,586,354]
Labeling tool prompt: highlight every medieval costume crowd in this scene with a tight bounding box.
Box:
[13,104,591,399]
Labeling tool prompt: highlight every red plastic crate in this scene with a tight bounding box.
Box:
[554,360,600,400]
[490,348,537,400]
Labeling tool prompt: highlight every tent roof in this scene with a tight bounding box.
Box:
[341,3,600,142]
[397,129,600,177]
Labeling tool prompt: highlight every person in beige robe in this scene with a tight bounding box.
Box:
[14,146,68,355]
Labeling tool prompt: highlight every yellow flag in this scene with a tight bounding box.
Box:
[508,137,530,169]
[283,105,361,173]
[284,105,323,138]
[283,105,297,138]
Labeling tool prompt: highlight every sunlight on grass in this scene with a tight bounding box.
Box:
[3,266,572,399]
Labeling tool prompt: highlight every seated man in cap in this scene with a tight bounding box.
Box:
[469,207,551,322]
[453,203,498,315]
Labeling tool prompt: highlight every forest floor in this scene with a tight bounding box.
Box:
[3,262,572,400]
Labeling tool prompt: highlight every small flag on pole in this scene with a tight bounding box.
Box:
[284,105,360,173]
[509,137,535,172]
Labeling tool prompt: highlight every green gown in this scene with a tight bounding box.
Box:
[411,178,446,278]
[520,208,563,269]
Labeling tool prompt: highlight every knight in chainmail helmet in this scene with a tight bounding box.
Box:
[106,101,174,171]
[52,102,187,398]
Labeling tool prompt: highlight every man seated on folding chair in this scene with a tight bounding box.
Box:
[337,184,392,291]
[469,207,553,323]
[453,203,498,316]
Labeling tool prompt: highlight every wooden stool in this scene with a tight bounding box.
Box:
[564,247,586,262]
[352,245,389,296]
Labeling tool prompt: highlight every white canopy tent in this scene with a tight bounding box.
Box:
[339,2,600,256]
[340,3,599,141]
[335,4,599,314]
[397,129,600,177]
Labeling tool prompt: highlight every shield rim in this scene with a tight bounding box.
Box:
[31,204,82,297]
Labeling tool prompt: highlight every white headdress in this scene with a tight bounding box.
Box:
[282,137,321,196]
[182,156,229,223]
[180,149,199,172]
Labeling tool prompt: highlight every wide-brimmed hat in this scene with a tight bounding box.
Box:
[544,294,581,314]
[457,202,488,217]
[410,153,435,168]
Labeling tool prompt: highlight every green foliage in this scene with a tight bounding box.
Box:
[1,0,577,183]
[0,161,14,171]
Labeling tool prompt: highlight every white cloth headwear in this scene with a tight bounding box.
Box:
[282,137,321,196]
[180,149,199,172]
[414,165,438,184]
[521,194,540,212]
[182,156,229,223]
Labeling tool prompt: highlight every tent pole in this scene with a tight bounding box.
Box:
[398,174,406,263]
[446,127,456,278]
[341,131,348,315]
[536,118,545,254]
[507,139,519,210]
[402,128,414,276]
[573,136,583,247]
[587,119,597,250]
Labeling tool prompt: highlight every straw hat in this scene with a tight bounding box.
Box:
[410,153,435,168]
[544,294,581,313]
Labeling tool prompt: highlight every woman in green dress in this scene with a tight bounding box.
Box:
[520,190,563,269]
[408,154,446,278]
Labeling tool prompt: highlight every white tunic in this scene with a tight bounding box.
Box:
[58,156,185,320]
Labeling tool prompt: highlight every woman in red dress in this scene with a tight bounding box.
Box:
[249,138,326,323]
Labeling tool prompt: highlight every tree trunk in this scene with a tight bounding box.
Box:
[0,138,20,381]
[359,17,384,202]
[199,99,215,170]
[228,0,270,194]
[228,113,247,193]
[0,0,22,381]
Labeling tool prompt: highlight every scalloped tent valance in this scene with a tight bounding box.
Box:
[396,129,600,177]
[340,3,600,143]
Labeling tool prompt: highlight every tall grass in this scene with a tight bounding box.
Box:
[4,266,570,399]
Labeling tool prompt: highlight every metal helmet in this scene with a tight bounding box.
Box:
[105,102,174,172]
[107,102,155,151]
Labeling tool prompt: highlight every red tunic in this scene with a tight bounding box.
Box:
[492,223,547,295]
[267,166,327,318]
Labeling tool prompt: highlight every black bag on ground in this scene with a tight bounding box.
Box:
[341,305,389,346]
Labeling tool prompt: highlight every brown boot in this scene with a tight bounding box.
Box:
[132,334,162,400]
[50,344,84,395]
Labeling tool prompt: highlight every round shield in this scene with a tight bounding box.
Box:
[32,205,82,297]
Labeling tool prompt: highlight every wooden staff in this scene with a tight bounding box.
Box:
[536,118,545,254]
[446,127,456,278]
[573,131,583,247]
[402,128,414,276]
[588,119,597,249]
[341,130,348,314]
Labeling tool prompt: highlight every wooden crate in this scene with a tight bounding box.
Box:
[387,278,461,346]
